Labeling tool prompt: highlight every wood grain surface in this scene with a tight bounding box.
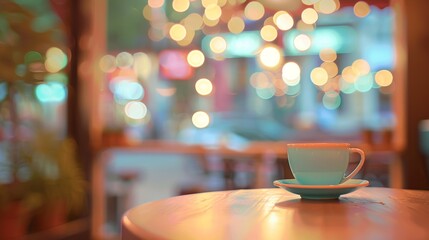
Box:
[122,187,429,240]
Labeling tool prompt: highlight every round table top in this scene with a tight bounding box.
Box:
[122,187,429,240]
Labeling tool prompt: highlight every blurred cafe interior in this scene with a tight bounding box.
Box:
[0,0,429,239]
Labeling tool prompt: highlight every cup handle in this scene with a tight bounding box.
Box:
[342,148,366,183]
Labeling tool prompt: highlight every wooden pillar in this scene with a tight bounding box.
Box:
[394,0,429,189]
[62,0,106,236]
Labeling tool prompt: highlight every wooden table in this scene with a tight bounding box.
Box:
[121,188,429,240]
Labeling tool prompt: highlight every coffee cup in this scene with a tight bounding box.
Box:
[287,143,365,185]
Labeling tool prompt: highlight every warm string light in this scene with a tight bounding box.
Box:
[107,0,392,119]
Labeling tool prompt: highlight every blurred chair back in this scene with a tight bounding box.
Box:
[419,120,429,175]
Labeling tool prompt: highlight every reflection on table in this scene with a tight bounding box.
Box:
[122,188,429,240]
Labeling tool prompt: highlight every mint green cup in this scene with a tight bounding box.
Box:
[287,143,365,185]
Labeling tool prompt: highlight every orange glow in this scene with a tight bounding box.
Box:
[177,29,195,47]
[319,48,337,62]
[341,66,358,83]
[250,72,272,89]
[244,1,265,21]
[321,62,338,78]
[296,20,314,31]
[352,59,371,76]
[314,0,339,14]
[228,17,245,34]
[183,13,204,30]
[203,14,220,27]
[311,67,329,86]
[301,8,318,25]
[354,1,371,18]
[375,70,393,87]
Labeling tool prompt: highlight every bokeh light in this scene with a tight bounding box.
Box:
[319,48,337,62]
[250,72,271,89]
[125,101,148,120]
[113,81,144,101]
[228,17,245,34]
[285,84,301,96]
[169,24,187,41]
[256,87,276,99]
[340,78,356,94]
[148,0,164,8]
[354,73,374,92]
[296,20,315,31]
[195,78,213,95]
[148,27,166,42]
[282,62,301,85]
[183,13,204,31]
[293,34,312,51]
[322,91,341,110]
[352,59,371,76]
[301,8,318,25]
[116,52,134,68]
[260,25,278,42]
[258,45,282,69]
[35,82,67,103]
[203,14,220,27]
[142,5,152,20]
[205,4,222,21]
[172,0,190,12]
[177,29,195,47]
[302,0,320,5]
[314,0,339,14]
[133,52,152,79]
[202,0,218,8]
[192,111,210,128]
[24,51,43,64]
[311,67,329,86]
[210,36,227,54]
[187,50,205,67]
[354,1,371,18]
[341,66,358,83]
[321,62,338,78]
[375,70,393,87]
[274,11,294,31]
[45,47,68,73]
[244,1,265,21]
[99,55,116,73]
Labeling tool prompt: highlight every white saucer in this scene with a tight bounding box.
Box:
[273,179,369,200]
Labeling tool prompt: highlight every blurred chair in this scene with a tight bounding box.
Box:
[419,120,429,176]
[91,141,207,239]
